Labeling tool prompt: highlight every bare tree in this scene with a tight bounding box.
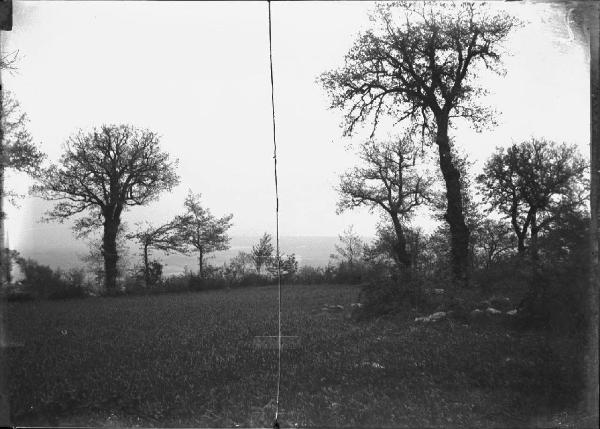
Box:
[321,2,518,286]
[337,134,433,271]
[126,220,185,287]
[32,124,179,293]
[176,191,233,279]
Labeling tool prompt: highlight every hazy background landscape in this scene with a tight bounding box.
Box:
[16,235,349,276]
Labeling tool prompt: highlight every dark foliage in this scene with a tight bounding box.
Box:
[13,258,87,300]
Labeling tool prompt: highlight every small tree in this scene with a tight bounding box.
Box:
[33,124,179,293]
[337,134,433,272]
[0,92,45,286]
[226,251,254,283]
[176,191,233,279]
[267,253,298,283]
[332,226,364,271]
[251,233,274,274]
[126,220,185,287]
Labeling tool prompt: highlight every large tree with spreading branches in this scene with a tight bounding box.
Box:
[33,124,179,293]
[321,1,518,285]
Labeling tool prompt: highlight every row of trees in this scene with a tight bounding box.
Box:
[335,133,587,289]
[0,115,234,293]
[126,191,233,287]
[320,2,590,314]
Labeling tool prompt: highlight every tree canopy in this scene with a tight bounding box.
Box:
[0,92,45,180]
[320,2,518,137]
[33,124,180,292]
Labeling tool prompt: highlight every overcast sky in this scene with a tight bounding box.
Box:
[1,1,590,254]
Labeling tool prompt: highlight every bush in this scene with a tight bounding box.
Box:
[15,258,87,300]
[471,255,529,292]
[236,273,272,288]
[1,283,35,302]
[354,277,428,321]
[161,275,192,294]
[514,212,590,333]
[295,266,326,285]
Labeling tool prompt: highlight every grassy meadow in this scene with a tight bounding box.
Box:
[5,284,586,428]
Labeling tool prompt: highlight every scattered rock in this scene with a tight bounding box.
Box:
[321,304,344,312]
[361,361,385,369]
[415,311,447,323]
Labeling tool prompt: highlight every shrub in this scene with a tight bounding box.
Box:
[295,266,326,285]
[14,258,87,300]
[1,283,35,302]
[354,277,428,321]
[51,268,88,299]
[514,212,590,333]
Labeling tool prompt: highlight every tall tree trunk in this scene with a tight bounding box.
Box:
[516,233,526,255]
[530,212,539,267]
[390,213,411,270]
[435,117,470,287]
[198,248,204,279]
[529,211,541,301]
[520,211,543,315]
[102,217,120,294]
[143,243,149,288]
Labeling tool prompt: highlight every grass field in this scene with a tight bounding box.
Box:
[4,284,586,427]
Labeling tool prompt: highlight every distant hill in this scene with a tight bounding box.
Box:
[15,235,372,276]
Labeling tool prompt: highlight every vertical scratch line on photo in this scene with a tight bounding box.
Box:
[267,0,282,425]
